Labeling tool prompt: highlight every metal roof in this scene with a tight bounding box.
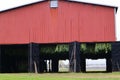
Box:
[69,0,118,12]
[69,0,118,8]
[0,0,118,12]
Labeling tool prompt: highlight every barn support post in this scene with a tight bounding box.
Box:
[112,42,120,71]
[69,42,81,72]
[28,43,40,73]
[28,43,33,73]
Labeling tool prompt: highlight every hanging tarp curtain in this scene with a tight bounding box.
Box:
[112,42,120,71]
[69,42,81,72]
[28,43,40,73]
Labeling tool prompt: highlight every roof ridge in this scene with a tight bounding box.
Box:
[0,0,118,13]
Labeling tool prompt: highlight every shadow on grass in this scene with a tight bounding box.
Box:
[38,71,113,74]
[84,71,112,73]
[37,71,70,74]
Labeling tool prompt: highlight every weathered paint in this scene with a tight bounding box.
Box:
[0,1,116,44]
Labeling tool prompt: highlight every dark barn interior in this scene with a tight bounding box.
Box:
[0,42,120,73]
[0,45,28,73]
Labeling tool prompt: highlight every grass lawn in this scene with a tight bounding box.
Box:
[0,72,120,80]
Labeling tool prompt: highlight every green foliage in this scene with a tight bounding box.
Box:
[55,44,69,53]
[80,43,95,54]
[80,43,111,54]
[40,44,69,54]
[40,46,56,54]
[81,43,87,52]
[95,43,111,53]
[40,43,111,54]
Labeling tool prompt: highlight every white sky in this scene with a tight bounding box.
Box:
[0,0,120,41]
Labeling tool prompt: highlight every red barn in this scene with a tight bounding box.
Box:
[0,0,118,73]
[0,0,117,44]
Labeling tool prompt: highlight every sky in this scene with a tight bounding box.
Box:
[0,0,120,41]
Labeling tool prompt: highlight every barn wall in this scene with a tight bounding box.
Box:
[0,1,115,44]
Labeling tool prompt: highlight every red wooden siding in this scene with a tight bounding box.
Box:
[0,1,116,44]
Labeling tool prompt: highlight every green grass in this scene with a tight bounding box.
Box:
[0,72,120,80]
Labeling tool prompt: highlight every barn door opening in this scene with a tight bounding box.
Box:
[39,43,69,73]
[86,59,106,72]
[1,45,28,73]
[80,42,112,72]
[59,60,69,72]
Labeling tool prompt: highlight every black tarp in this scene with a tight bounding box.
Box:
[28,43,40,73]
[69,42,81,72]
[52,59,59,72]
[112,42,120,71]
[1,45,28,73]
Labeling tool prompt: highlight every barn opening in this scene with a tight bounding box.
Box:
[80,43,112,72]
[0,44,28,73]
[0,43,70,73]
[86,59,106,71]
[35,43,69,73]
[0,42,118,73]
[59,60,69,72]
